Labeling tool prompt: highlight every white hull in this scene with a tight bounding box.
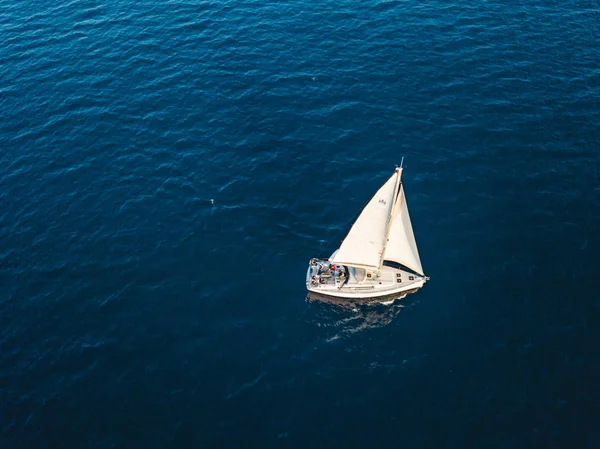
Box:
[306,260,427,303]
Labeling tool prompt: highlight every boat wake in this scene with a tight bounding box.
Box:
[308,295,420,340]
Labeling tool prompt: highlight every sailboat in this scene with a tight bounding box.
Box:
[306,165,428,304]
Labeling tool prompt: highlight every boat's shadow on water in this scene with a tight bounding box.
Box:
[305,291,422,338]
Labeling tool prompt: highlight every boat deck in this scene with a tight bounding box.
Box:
[306,258,426,301]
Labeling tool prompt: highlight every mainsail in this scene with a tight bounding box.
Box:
[383,184,424,275]
[330,172,397,270]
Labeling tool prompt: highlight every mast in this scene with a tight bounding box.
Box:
[377,166,403,274]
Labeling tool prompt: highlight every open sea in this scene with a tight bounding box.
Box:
[1,0,600,447]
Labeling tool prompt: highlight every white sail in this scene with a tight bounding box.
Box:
[383,184,424,275]
[330,172,398,269]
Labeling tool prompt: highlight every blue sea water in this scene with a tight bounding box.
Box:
[1,0,600,447]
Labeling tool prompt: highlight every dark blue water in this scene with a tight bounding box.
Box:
[2,0,600,447]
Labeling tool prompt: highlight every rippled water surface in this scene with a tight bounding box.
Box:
[1,0,600,447]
